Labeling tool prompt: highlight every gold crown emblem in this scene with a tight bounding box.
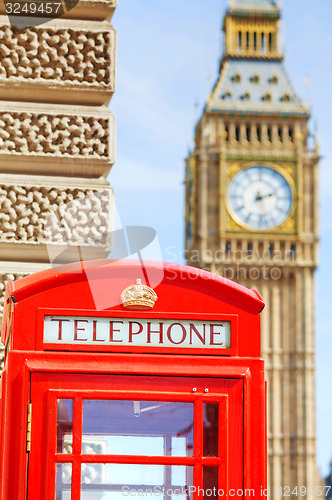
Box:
[121,279,158,310]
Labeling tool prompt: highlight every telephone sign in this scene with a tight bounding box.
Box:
[0,260,267,500]
[43,315,231,349]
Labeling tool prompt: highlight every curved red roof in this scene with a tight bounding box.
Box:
[9,259,264,313]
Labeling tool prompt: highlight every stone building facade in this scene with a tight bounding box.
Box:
[0,0,117,370]
[185,0,321,496]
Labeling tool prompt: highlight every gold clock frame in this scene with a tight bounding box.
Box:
[224,161,297,235]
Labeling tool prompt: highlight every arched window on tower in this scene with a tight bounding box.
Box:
[290,244,296,259]
[289,127,294,142]
[238,31,242,52]
[278,126,283,142]
[246,126,251,142]
[246,31,250,49]
[254,32,257,50]
[261,33,266,54]
[267,127,272,143]
[225,125,229,142]
[235,126,240,142]
[257,126,261,142]
[269,32,273,52]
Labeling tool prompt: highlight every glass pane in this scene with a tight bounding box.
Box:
[203,403,219,457]
[55,463,72,500]
[82,400,193,456]
[203,467,218,500]
[81,464,193,500]
[57,399,73,454]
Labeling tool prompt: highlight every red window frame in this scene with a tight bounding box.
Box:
[28,373,243,500]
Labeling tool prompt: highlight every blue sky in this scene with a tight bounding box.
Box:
[110,0,332,476]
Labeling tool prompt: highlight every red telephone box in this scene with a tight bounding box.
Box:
[0,260,266,500]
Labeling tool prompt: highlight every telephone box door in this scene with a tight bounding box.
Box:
[28,373,243,500]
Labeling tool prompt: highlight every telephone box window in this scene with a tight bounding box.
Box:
[80,464,194,499]
[203,404,219,457]
[82,400,194,457]
[55,463,72,500]
[57,399,73,454]
[203,467,218,500]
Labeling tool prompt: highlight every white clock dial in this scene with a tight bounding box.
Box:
[227,166,293,230]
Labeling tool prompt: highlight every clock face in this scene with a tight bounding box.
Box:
[227,166,293,230]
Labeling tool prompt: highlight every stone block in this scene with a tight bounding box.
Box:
[0,101,115,176]
[0,173,113,261]
[0,18,116,105]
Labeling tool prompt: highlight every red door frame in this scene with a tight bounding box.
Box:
[31,373,241,500]
[1,350,266,500]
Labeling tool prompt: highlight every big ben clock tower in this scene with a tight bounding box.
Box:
[185,0,320,495]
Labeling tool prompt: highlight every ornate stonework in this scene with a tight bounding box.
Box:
[0,3,118,372]
[0,102,115,176]
[0,111,111,158]
[0,19,116,104]
[0,178,112,246]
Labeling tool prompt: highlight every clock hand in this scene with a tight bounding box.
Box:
[255,192,274,202]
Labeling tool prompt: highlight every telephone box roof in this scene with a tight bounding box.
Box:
[8,259,265,314]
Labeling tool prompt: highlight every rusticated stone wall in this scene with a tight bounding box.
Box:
[0,177,112,247]
[0,24,114,85]
[0,18,116,104]
[0,1,117,370]
[0,112,110,156]
[0,103,115,176]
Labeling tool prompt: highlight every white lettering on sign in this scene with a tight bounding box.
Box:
[43,316,231,349]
